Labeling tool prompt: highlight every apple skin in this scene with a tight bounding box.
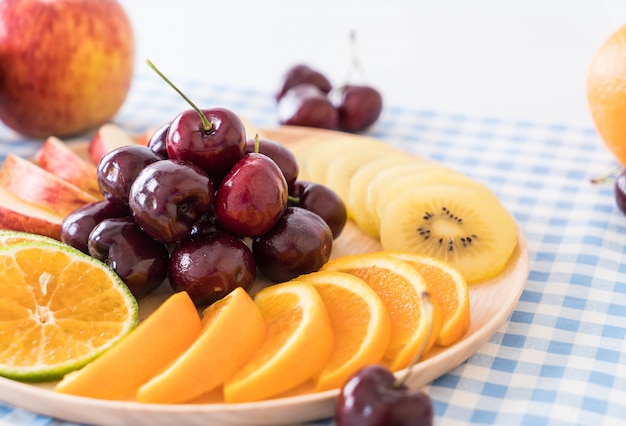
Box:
[0,187,64,240]
[88,123,138,166]
[0,0,135,138]
[34,136,102,199]
[0,154,98,217]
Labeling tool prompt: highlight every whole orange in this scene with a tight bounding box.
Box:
[588,24,626,165]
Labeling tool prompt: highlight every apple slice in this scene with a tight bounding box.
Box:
[34,136,102,199]
[88,123,137,165]
[0,154,98,217]
[0,187,64,240]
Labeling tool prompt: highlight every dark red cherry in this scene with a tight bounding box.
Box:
[331,84,383,132]
[97,145,162,206]
[290,181,347,238]
[146,60,246,182]
[252,206,332,282]
[615,168,626,215]
[276,64,332,101]
[244,137,299,188]
[277,83,338,130]
[61,199,130,254]
[335,365,433,426]
[128,159,214,244]
[336,291,436,426]
[147,122,170,158]
[214,153,288,237]
[168,231,256,306]
[88,217,169,300]
[166,107,246,182]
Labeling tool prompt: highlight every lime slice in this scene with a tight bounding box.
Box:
[0,241,138,382]
[0,230,64,247]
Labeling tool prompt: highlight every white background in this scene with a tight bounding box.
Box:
[118,0,626,129]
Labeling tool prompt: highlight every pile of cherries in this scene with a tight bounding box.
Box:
[276,63,383,133]
[61,63,347,306]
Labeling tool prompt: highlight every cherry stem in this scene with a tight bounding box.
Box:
[590,166,621,184]
[345,29,366,84]
[254,134,260,153]
[392,292,434,390]
[288,195,300,205]
[146,59,213,132]
[350,31,360,72]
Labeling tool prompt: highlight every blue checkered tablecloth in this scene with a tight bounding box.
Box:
[1,68,625,426]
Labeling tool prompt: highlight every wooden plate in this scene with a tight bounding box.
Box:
[0,126,530,426]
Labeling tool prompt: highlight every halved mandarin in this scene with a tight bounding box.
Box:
[0,241,137,383]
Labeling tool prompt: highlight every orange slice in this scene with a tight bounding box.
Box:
[298,270,392,391]
[0,241,137,382]
[136,287,266,404]
[55,291,202,400]
[385,252,470,346]
[223,281,334,403]
[322,253,441,371]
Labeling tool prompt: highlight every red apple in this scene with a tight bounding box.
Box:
[0,187,64,240]
[0,154,98,217]
[88,123,138,165]
[34,136,102,199]
[0,0,135,138]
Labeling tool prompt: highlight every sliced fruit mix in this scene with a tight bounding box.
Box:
[0,94,516,411]
[52,249,468,404]
[0,235,469,403]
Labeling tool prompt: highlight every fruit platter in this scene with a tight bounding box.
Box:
[0,118,529,425]
[0,52,528,426]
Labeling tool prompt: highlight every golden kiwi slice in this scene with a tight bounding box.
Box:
[379,184,517,283]
[291,134,387,185]
[367,165,473,237]
[346,156,418,235]
[324,145,404,213]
